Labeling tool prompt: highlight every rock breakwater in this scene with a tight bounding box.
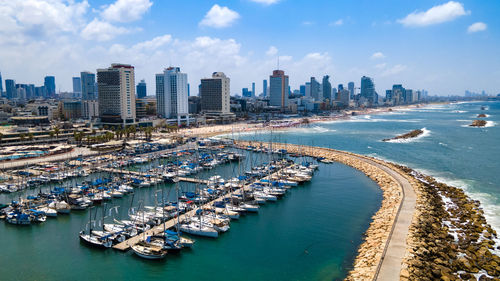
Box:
[399,167,500,280]
[383,129,424,142]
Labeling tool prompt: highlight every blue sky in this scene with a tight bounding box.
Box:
[0,0,499,96]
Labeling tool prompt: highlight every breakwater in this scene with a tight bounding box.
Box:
[233,140,406,280]
[233,140,500,280]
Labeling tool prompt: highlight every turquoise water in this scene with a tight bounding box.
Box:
[0,150,381,280]
[236,101,500,239]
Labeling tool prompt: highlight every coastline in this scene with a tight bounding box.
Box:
[233,140,406,280]
[230,140,500,280]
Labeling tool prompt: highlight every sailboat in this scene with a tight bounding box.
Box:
[79,206,112,249]
[131,201,168,259]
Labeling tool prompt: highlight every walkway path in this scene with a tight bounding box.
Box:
[349,155,416,281]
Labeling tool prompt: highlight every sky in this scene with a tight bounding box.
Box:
[0,0,499,96]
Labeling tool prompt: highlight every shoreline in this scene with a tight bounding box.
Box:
[228,140,500,279]
[233,140,407,280]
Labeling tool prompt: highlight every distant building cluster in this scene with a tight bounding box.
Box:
[3,63,493,129]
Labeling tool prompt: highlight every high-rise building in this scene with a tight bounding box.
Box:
[97,63,136,125]
[81,71,98,119]
[242,88,251,98]
[392,84,405,105]
[0,71,3,95]
[339,89,350,105]
[72,77,81,98]
[136,79,147,99]
[81,72,96,100]
[360,76,377,105]
[322,75,332,101]
[269,70,289,109]
[200,72,230,114]
[348,82,355,99]
[310,77,321,101]
[252,82,255,98]
[263,79,268,97]
[156,67,189,124]
[305,82,311,97]
[299,85,306,96]
[44,76,56,97]
[5,79,15,99]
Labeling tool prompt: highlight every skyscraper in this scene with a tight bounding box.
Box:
[360,76,377,105]
[136,79,147,99]
[242,88,251,97]
[252,82,255,98]
[348,82,355,99]
[156,67,189,124]
[0,71,3,96]
[200,72,230,114]
[81,72,96,100]
[97,63,136,125]
[5,79,15,99]
[72,77,81,98]
[44,76,56,97]
[263,79,268,97]
[310,77,321,101]
[322,75,332,101]
[269,70,289,109]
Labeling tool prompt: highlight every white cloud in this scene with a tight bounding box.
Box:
[81,18,131,41]
[199,4,240,28]
[381,64,407,77]
[0,0,89,44]
[398,1,470,27]
[249,0,280,5]
[132,35,172,50]
[266,46,278,56]
[330,19,343,26]
[371,52,386,59]
[375,63,387,69]
[302,21,314,26]
[467,22,487,33]
[101,0,152,23]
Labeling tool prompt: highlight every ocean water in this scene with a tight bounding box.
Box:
[236,101,500,238]
[0,150,381,280]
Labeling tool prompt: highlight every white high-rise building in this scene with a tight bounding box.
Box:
[97,63,136,126]
[156,67,189,125]
[200,72,230,114]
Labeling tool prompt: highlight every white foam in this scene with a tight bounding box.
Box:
[384,128,431,143]
[413,168,500,254]
[289,126,336,134]
[452,110,468,113]
[461,121,496,128]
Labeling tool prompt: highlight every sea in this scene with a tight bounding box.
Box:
[1,100,497,280]
[0,146,381,280]
[235,100,500,248]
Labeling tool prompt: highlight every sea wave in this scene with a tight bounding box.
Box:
[414,169,500,254]
[384,128,431,143]
[289,126,336,134]
[460,121,496,128]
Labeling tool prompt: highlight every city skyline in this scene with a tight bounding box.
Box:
[0,0,499,96]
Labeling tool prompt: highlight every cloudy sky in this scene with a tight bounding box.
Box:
[0,0,498,96]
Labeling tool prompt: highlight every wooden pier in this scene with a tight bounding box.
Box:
[113,163,292,251]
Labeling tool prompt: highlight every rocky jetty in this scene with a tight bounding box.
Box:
[383,129,423,142]
[232,140,500,280]
[234,140,403,280]
[470,120,487,127]
[478,114,487,118]
[399,167,500,280]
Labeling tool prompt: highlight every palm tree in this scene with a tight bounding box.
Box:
[19,133,26,142]
[54,126,60,139]
[28,133,34,142]
[0,132,3,144]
